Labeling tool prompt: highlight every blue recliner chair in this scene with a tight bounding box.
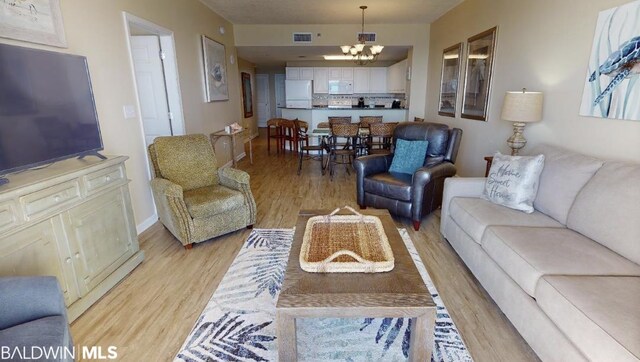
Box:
[0,277,74,362]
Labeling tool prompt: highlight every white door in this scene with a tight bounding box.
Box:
[256,74,270,127]
[275,74,286,118]
[130,36,172,146]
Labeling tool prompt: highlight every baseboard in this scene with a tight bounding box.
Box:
[136,213,158,235]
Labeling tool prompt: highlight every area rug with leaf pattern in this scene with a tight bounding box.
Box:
[175,229,473,362]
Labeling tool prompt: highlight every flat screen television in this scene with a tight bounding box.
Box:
[0,43,103,178]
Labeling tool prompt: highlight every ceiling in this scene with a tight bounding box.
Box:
[236,46,410,67]
[201,0,463,24]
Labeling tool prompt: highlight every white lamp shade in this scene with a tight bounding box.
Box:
[340,45,352,54]
[354,43,365,52]
[501,91,544,123]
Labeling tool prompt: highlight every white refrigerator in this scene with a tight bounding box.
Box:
[285,80,313,109]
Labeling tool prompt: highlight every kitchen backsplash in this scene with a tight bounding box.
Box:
[312,93,408,108]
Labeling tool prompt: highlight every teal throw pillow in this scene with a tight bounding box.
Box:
[389,139,429,175]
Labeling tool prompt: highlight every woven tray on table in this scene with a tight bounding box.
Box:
[300,206,394,273]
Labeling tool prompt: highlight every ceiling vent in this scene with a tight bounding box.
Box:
[357,32,377,42]
[293,33,312,43]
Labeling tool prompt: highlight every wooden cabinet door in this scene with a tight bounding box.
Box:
[313,68,328,93]
[353,68,370,93]
[286,67,299,80]
[65,188,137,295]
[0,219,79,306]
[369,67,388,93]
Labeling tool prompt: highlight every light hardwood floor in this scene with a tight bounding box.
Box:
[70,131,540,362]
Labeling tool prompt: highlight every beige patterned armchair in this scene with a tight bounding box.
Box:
[148,134,256,249]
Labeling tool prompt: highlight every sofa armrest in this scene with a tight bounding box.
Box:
[440,177,487,233]
[354,154,394,206]
[218,168,256,225]
[0,276,66,330]
[150,178,193,245]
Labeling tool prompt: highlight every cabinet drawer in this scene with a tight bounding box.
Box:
[20,181,81,219]
[84,164,124,194]
[0,200,20,233]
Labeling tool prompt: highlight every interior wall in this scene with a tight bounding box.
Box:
[237,58,258,138]
[426,0,640,176]
[235,23,430,120]
[0,0,242,230]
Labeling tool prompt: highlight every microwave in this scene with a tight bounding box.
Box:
[328,80,354,95]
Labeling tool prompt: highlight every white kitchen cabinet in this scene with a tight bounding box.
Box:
[0,156,144,322]
[328,67,342,80]
[286,67,299,80]
[300,67,314,80]
[369,67,388,93]
[387,60,407,93]
[313,68,328,93]
[341,68,354,80]
[353,68,370,93]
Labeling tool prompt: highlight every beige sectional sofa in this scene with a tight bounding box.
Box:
[440,144,640,362]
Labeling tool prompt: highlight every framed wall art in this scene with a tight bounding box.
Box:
[580,0,640,121]
[461,27,498,121]
[241,72,253,118]
[0,0,67,47]
[438,42,463,117]
[202,35,229,102]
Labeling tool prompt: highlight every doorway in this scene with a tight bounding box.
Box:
[256,74,270,127]
[123,12,185,168]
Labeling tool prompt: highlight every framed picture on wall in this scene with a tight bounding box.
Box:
[0,0,67,47]
[241,72,253,118]
[438,42,463,117]
[461,27,498,121]
[202,35,229,102]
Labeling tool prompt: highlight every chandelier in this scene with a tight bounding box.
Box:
[340,6,384,66]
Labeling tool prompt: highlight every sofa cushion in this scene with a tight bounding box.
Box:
[567,161,640,265]
[364,172,412,202]
[0,316,72,359]
[154,134,219,191]
[536,276,640,361]
[183,185,244,218]
[482,226,640,297]
[449,197,563,244]
[530,144,603,224]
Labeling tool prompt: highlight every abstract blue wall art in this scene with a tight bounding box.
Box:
[580,0,640,121]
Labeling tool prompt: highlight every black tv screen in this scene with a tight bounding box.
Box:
[0,43,103,176]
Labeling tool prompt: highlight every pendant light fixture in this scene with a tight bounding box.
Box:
[340,5,384,66]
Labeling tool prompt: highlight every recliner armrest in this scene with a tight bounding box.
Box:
[0,277,67,330]
[354,154,394,206]
[218,167,250,189]
[413,162,457,189]
[151,178,184,199]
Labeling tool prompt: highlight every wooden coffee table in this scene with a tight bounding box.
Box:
[276,209,436,361]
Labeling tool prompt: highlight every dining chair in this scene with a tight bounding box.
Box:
[358,116,383,155]
[328,116,352,125]
[294,120,325,175]
[367,122,396,155]
[327,123,359,179]
[267,118,285,155]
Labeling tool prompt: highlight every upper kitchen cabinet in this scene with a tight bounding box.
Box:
[353,68,370,94]
[328,67,354,81]
[313,68,329,93]
[387,60,408,93]
[369,67,388,93]
[286,67,314,80]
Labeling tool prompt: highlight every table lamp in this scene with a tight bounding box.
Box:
[501,89,543,155]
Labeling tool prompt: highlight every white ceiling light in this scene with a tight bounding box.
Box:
[340,6,383,66]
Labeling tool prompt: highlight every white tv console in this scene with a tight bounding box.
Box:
[0,156,144,321]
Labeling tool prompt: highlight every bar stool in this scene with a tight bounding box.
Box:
[358,116,383,156]
[279,119,298,155]
[267,118,284,155]
[328,116,351,125]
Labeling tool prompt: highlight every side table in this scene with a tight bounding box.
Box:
[210,129,254,168]
[484,156,493,177]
